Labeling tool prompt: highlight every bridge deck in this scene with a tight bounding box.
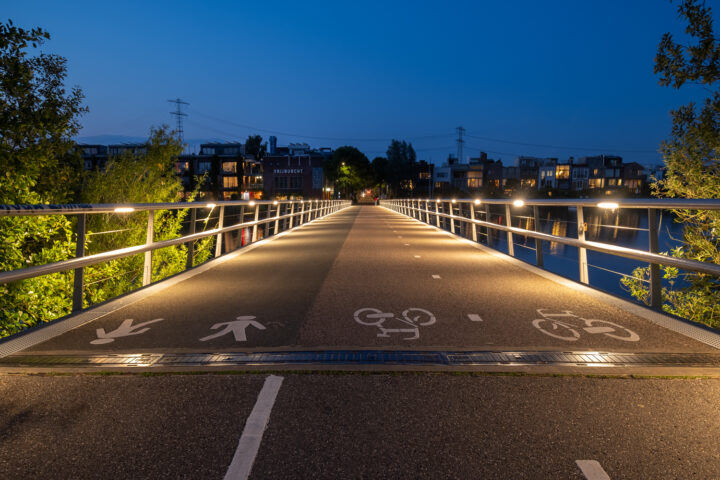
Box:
[4,206,719,361]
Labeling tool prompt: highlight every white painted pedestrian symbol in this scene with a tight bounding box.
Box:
[90,318,164,345]
[532,309,639,342]
[353,308,436,340]
[199,316,266,342]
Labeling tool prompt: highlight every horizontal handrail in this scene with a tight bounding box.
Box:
[384,197,720,311]
[408,205,720,277]
[0,200,350,286]
[0,199,327,216]
[407,197,720,210]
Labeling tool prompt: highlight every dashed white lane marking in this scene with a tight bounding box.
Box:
[468,314,483,322]
[432,275,441,279]
[414,255,421,258]
[576,460,611,480]
[224,375,284,480]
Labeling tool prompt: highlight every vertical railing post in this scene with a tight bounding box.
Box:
[505,203,514,256]
[425,200,430,224]
[648,208,662,309]
[485,203,492,246]
[238,205,246,246]
[469,202,478,242]
[533,205,544,268]
[577,205,589,284]
[264,204,270,238]
[274,202,281,235]
[435,201,440,227]
[288,202,295,229]
[214,205,224,258]
[143,210,155,285]
[251,203,260,242]
[186,207,196,269]
[72,213,86,312]
[449,201,456,234]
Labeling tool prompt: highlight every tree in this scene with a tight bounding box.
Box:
[622,0,720,328]
[0,20,86,336]
[324,146,372,198]
[80,126,214,306]
[385,139,417,197]
[245,134,266,160]
[371,156,389,193]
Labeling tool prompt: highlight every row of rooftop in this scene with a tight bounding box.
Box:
[77,137,662,199]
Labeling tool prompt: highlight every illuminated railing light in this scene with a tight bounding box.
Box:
[513,199,525,207]
[206,203,217,209]
[249,201,256,206]
[474,199,481,205]
[114,207,135,213]
[273,200,278,205]
[597,202,619,210]
[451,199,457,204]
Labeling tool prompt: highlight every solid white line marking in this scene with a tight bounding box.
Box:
[432,275,441,279]
[468,314,483,322]
[576,460,611,480]
[224,375,284,480]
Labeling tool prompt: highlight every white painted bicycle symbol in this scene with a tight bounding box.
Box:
[532,309,640,342]
[353,307,436,340]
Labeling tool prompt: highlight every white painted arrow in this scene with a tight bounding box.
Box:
[199,316,266,342]
[90,318,164,345]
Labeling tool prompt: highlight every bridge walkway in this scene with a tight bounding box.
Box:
[3,205,717,360]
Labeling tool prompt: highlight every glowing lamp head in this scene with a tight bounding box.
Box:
[249,201,256,207]
[474,199,481,205]
[114,207,135,213]
[512,199,525,207]
[597,202,619,210]
[451,199,457,204]
[205,203,217,209]
[273,200,278,205]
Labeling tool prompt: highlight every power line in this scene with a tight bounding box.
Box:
[191,110,455,142]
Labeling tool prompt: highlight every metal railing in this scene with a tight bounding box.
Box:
[384,198,720,310]
[0,199,350,312]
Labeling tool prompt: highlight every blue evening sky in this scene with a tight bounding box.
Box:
[4,0,718,165]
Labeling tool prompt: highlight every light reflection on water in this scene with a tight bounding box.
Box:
[458,205,686,301]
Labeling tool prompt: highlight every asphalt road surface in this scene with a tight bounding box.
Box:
[1,373,719,479]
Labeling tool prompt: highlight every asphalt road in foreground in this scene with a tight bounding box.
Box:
[12,206,717,355]
[1,373,719,479]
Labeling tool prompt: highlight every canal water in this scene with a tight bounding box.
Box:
[460,206,687,303]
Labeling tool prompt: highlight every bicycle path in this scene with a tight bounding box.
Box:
[6,206,718,356]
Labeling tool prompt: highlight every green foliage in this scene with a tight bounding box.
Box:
[80,126,214,307]
[0,20,85,335]
[621,252,720,329]
[325,146,373,198]
[0,20,86,204]
[630,0,720,328]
